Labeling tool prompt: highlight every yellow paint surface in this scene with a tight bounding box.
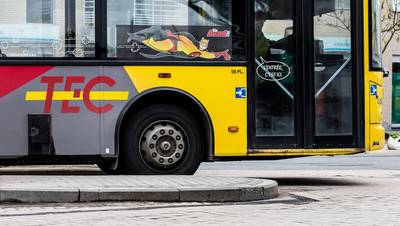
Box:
[364,0,385,151]
[125,66,248,156]
[369,124,385,150]
[249,148,361,156]
[25,91,129,101]
[369,82,383,124]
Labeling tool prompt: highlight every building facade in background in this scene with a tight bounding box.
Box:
[382,0,400,129]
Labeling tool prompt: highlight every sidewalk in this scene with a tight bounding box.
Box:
[0,175,278,203]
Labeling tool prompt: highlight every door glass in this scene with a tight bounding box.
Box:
[314,0,353,136]
[255,0,295,137]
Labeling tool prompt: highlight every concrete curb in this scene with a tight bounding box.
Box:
[0,177,278,203]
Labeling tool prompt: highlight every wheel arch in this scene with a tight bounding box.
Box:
[115,87,215,163]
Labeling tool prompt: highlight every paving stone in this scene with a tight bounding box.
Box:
[0,189,79,203]
[98,188,180,202]
[0,170,400,225]
[79,189,100,202]
[179,187,240,202]
[262,181,279,199]
[239,186,264,201]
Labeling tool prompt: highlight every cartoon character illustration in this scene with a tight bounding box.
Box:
[198,37,209,51]
[127,26,231,61]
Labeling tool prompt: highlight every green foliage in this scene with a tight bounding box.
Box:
[387,131,400,139]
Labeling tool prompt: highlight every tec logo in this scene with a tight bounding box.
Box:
[370,84,378,96]
[235,87,247,99]
[25,76,129,114]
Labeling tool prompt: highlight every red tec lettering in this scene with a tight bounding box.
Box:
[40,76,117,114]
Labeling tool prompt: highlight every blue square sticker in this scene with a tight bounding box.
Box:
[370,84,377,96]
[235,87,247,98]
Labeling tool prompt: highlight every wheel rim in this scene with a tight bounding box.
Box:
[139,120,188,171]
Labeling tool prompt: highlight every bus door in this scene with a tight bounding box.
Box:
[251,0,358,149]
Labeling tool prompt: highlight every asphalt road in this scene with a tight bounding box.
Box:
[1,150,400,226]
[200,149,400,171]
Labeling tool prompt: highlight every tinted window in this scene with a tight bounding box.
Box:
[314,0,353,136]
[0,0,95,58]
[254,0,296,137]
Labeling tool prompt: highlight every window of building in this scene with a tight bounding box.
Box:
[106,0,245,61]
[393,0,400,12]
[84,0,95,26]
[27,0,54,24]
[0,0,95,58]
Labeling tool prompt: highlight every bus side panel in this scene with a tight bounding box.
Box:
[0,66,135,157]
[39,67,102,156]
[369,82,385,150]
[101,66,139,156]
[125,66,248,157]
[0,66,52,157]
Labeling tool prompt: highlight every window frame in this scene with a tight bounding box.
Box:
[0,0,248,65]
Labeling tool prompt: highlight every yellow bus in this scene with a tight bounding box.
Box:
[0,0,384,174]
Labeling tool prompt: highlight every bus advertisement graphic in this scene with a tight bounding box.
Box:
[116,25,232,61]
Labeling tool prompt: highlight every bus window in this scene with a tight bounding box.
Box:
[314,0,353,136]
[370,0,383,69]
[107,0,245,61]
[0,0,96,58]
[254,0,296,137]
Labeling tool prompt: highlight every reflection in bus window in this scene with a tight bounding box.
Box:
[370,0,382,69]
[107,0,245,61]
[255,0,295,137]
[314,0,353,136]
[0,49,6,57]
[27,0,54,24]
[0,0,95,58]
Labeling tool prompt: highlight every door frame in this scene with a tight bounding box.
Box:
[248,0,304,149]
[248,0,364,149]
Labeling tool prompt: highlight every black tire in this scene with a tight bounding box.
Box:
[122,104,203,175]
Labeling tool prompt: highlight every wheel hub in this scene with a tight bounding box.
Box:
[140,121,187,169]
[160,141,171,152]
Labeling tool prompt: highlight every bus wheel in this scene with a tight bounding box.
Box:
[122,104,203,175]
